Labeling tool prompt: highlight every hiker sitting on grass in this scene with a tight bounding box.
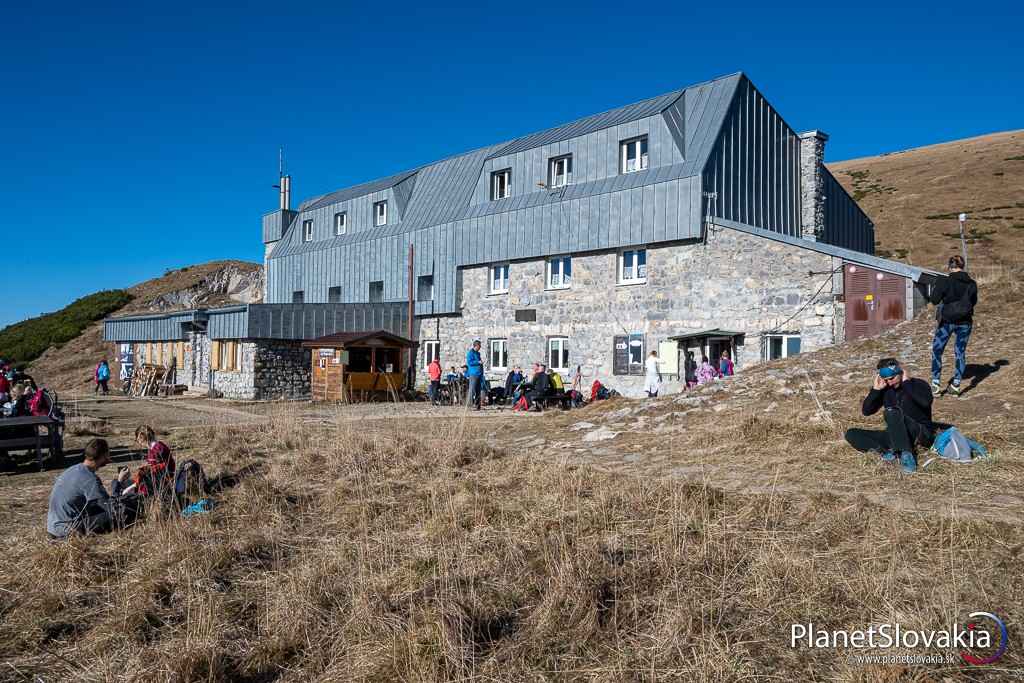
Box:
[132,425,176,499]
[844,358,934,474]
[47,438,139,538]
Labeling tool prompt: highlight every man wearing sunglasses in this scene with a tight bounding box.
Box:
[844,358,934,473]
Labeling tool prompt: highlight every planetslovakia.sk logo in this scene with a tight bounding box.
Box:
[790,612,1009,666]
[961,612,1009,666]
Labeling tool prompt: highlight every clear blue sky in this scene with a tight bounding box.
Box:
[1,0,1020,327]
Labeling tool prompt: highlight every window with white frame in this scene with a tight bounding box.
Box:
[489,263,510,294]
[334,212,347,235]
[618,248,647,284]
[374,201,387,226]
[620,135,649,174]
[489,339,508,371]
[548,155,572,188]
[302,219,313,242]
[547,337,569,372]
[491,169,511,200]
[546,255,572,289]
[423,340,440,369]
[765,334,801,361]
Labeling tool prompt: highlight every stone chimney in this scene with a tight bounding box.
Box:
[799,130,828,241]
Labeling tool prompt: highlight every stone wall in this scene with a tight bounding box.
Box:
[253,341,311,400]
[799,130,828,240]
[416,227,838,397]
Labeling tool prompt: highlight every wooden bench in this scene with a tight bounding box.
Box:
[0,416,64,471]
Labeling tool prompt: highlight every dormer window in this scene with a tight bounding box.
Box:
[548,155,572,188]
[334,212,347,235]
[374,201,387,226]
[491,169,511,200]
[620,136,649,174]
[302,219,313,242]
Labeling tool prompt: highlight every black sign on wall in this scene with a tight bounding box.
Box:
[613,335,630,375]
[515,309,537,322]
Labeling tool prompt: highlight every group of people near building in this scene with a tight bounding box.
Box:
[844,255,980,474]
[46,425,208,538]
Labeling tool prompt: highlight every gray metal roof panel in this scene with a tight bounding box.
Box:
[300,169,419,212]
[712,218,941,282]
[488,89,685,159]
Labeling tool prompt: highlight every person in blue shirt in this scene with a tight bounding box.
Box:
[465,339,484,410]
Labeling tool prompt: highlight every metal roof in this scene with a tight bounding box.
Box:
[711,217,942,283]
[300,169,419,212]
[668,329,745,341]
[301,330,416,348]
[487,89,685,159]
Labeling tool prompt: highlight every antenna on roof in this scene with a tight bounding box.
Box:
[279,145,285,178]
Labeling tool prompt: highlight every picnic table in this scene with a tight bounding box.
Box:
[0,415,64,470]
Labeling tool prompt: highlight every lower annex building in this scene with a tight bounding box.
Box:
[104,72,938,399]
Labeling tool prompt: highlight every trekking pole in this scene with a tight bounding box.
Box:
[958,213,969,270]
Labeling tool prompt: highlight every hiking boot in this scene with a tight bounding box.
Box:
[948,383,962,397]
[880,449,897,463]
[931,380,943,397]
[899,451,917,474]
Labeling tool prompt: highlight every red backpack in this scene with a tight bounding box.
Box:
[29,389,51,417]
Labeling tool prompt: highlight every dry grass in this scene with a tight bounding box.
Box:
[1,405,1020,682]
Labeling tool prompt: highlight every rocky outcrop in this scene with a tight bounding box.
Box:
[149,264,263,311]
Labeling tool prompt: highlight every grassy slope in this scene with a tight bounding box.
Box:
[28,260,259,393]
[828,129,1024,268]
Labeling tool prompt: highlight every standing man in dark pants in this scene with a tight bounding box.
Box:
[929,255,978,397]
[465,339,484,411]
[845,358,935,474]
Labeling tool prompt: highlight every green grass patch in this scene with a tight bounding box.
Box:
[1005,155,1024,161]
[0,290,133,367]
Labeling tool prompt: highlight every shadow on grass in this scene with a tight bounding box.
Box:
[959,359,1009,396]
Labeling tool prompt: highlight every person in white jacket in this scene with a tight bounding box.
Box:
[643,350,661,398]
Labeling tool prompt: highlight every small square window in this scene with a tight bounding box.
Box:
[327,286,342,303]
[620,136,649,174]
[548,155,572,188]
[417,275,434,301]
[491,169,511,200]
[489,339,508,371]
[374,201,388,226]
[618,248,647,284]
[334,212,347,235]
[292,290,304,304]
[546,255,572,289]
[368,281,384,303]
[547,337,569,372]
[423,340,440,369]
[489,263,510,294]
[302,219,313,242]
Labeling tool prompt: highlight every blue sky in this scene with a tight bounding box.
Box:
[1,0,1020,327]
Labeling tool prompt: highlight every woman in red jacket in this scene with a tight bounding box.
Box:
[132,425,176,498]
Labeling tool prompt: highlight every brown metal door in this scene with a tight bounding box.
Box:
[844,264,906,340]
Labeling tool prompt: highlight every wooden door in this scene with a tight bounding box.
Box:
[844,264,906,340]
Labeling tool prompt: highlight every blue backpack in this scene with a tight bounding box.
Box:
[97,363,110,381]
[931,427,987,463]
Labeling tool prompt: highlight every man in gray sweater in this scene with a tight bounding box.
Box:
[47,438,135,538]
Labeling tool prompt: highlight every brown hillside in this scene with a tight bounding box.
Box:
[30,260,260,393]
[828,129,1024,269]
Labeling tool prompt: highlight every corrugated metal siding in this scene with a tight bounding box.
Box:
[702,77,801,237]
[820,167,875,254]
[103,311,202,342]
[262,210,296,244]
[241,303,409,340]
[207,308,249,339]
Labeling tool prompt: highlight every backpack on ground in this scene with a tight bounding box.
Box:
[596,386,611,400]
[174,459,209,505]
[929,427,988,464]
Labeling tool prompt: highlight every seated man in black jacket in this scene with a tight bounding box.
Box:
[524,362,551,411]
[844,358,934,474]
